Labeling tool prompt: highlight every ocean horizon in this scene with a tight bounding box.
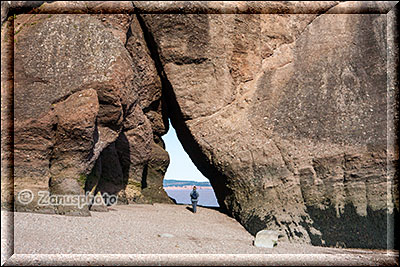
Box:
[164,187,219,207]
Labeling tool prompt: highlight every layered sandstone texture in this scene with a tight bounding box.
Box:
[1,1,398,249]
[138,1,398,249]
[5,7,172,215]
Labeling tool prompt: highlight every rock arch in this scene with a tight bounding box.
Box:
[3,1,398,249]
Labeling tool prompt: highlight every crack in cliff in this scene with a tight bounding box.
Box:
[124,15,134,48]
[126,2,339,128]
[292,1,345,43]
[171,56,208,65]
[122,14,140,121]
[272,139,296,177]
[261,1,341,63]
[133,9,234,213]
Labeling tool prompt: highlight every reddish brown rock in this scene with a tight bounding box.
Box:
[49,89,99,196]
[125,15,169,136]
[141,140,173,204]
[4,1,398,250]
[82,13,170,206]
[139,1,398,248]
[36,1,135,14]
[1,17,15,210]
[12,14,135,214]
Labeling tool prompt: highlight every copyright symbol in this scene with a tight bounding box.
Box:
[17,189,34,205]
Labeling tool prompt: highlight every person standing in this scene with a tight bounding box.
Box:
[190,186,199,213]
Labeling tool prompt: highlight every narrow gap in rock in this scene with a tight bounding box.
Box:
[135,12,234,213]
[162,119,219,208]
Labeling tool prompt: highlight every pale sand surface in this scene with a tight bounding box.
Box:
[2,204,398,265]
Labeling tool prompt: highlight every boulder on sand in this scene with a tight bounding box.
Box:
[254,230,280,248]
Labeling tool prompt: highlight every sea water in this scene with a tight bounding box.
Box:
[164,188,219,207]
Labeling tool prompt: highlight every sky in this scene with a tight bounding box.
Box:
[162,121,209,182]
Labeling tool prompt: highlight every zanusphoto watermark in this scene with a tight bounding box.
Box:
[17,189,117,209]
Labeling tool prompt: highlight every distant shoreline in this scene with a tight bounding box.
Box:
[164,186,213,190]
[163,179,212,188]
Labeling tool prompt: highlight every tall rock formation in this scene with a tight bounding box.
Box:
[137,1,398,248]
[13,13,136,215]
[8,7,171,214]
[1,1,398,249]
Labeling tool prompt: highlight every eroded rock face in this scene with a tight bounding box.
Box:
[12,14,136,214]
[79,14,171,205]
[10,10,171,214]
[1,16,15,211]
[3,1,398,249]
[139,1,398,248]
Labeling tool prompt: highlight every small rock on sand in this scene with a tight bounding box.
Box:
[159,233,174,238]
[254,230,279,248]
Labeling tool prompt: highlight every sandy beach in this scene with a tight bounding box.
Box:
[1,203,398,266]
